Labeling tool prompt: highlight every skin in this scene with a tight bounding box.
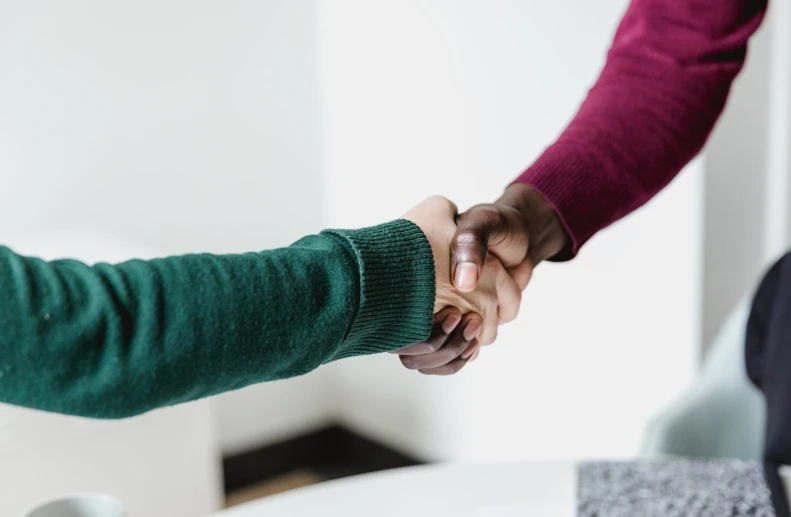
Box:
[395,307,481,376]
[399,196,523,374]
[396,184,568,375]
[451,183,569,293]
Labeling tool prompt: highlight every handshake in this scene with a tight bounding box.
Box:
[394,186,568,375]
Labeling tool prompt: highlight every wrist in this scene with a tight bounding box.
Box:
[322,220,435,359]
[498,183,570,263]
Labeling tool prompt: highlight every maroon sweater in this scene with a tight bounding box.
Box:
[515,0,768,255]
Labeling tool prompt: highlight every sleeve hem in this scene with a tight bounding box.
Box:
[321,219,435,361]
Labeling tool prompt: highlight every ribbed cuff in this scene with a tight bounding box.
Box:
[515,141,664,261]
[321,219,435,361]
[514,143,612,260]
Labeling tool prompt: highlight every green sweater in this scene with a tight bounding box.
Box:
[0,220,435,418]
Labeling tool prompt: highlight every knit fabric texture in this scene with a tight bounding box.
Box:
[515,0,767,257]
[0,219,435,418]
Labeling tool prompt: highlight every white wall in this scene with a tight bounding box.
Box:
[0,0,328,455]
[764,2,791,263]
[319,0,701,461]
[703,0,791,349]
[703,7,772,350]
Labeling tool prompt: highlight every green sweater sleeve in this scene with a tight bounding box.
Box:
[0,219,435,418]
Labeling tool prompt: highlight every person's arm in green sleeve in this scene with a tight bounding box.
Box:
[0,219,434,419]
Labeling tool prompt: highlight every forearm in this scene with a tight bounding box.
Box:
[0,220,435,418]
[516,0,767,256]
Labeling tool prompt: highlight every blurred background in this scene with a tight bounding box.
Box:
[1,1,790,515]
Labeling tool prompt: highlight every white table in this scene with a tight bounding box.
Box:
[211,462,576,517]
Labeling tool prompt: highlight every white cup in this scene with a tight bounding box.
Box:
[26,493,126,517]
[780,465,791,509]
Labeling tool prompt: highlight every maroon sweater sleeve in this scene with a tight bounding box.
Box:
[515,0,768,256]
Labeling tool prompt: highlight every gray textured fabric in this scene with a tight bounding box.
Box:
[578,459,775,517]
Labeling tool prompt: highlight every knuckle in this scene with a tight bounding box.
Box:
[482,208,507,227]
[452,229,484,250]
[480,336,495,347]
[425,341,442,353]
[482,291,499,312]
[400,356,419,370]
[467,207,507,236]
[444,361,465,375]
[426,194,449,204]
[479,327,497,347]
[500,292,521,323]
[500,309,517,325]
[430,349,454,367]
[426,195,457,216]
[454,208,504,244]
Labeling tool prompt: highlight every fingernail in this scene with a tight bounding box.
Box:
[400,357,417,369]
[442,314,462,334]
[461,342,478,360]
[463,320,482,341]
[455,263,478,290]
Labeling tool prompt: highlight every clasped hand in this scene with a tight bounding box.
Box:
[397,196,525,375]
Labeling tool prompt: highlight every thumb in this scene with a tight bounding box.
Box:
[451,226,488,292]
[451,205,530,292]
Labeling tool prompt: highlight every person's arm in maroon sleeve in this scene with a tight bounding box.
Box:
[397,0,768,375]
[450,0,769,293]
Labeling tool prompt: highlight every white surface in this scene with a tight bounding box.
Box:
[319,0,701,461]
[28,493,126,517]
[0,0,327,456]
[780,466,791,504]
[476,505,575,517]
[213,462,576,517]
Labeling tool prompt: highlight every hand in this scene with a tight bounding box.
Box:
[402,196,521,348]
[393,187,568,376]
[451,183,569,293]
[394,307,482,375]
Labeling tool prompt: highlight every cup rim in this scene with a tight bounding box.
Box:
[26,492,125,517]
